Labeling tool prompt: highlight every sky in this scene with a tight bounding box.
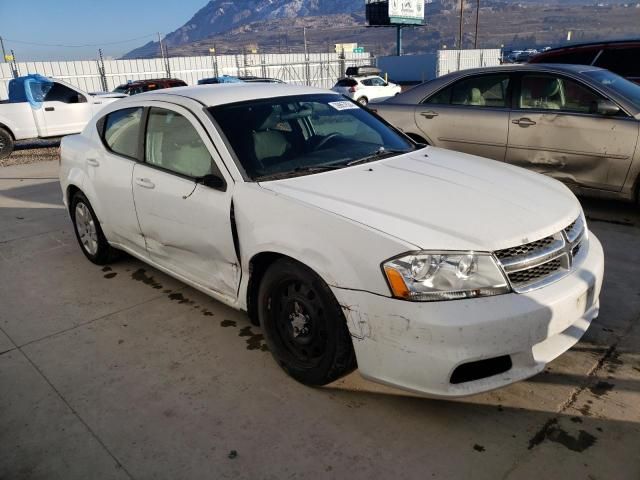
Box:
[0,0,208,61]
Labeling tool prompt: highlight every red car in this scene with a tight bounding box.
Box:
[113,78,187,96]
[529,40,640,84]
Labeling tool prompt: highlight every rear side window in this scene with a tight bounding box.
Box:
[595,48,640,77]
[102,108,143,159]
[425,74,510,108]
[336,78,357,87]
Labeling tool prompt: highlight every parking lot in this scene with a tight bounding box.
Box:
[1,155,639,479]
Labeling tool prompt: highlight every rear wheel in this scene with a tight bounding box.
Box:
[71,191,116,265]
[0,128,14,160]
[258,258,356,386]
[357,97,368,106]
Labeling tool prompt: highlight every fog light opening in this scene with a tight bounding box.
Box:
[450,356,513,385]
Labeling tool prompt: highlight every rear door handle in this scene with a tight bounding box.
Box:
[420,110,439,119]
[45,107,55,112]
[512,118,537,127]
[135,178,155,189]
[87,158,100,167]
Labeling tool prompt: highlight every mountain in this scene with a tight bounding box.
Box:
[124,0,362,58]
[123,0,640,59]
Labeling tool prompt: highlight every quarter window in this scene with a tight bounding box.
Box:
[519,74,603,113]
[145,108,213,178]
[102,107,143,159]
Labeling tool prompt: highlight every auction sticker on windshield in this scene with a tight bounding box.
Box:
[328,101,360,111]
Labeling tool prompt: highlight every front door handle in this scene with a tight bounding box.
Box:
[135,178,155,189]
[87,158,100,167]
[512,118,537,127]
[45,107,55,112]
[420,110,439,119]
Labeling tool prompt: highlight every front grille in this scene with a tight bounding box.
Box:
[494,216,586,293]
[495,236,556,261]
[508,259,563,287]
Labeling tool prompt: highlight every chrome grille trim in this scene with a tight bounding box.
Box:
[494,216,586,293]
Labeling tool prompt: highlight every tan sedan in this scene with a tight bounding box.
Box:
[374,64,640,204]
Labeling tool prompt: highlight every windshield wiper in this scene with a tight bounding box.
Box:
[255,164,345,182]
[346,148,409,167]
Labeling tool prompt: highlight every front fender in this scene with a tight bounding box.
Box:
[234,184,415,297]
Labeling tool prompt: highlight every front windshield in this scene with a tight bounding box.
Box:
[584,70,640,110]
[209,94,415,181]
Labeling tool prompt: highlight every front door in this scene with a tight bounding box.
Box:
[132,104,239,299]
[414,73,513,160]
[42,82,91,136]
[506,73,639,191]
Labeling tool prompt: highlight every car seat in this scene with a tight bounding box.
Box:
[252,107,291,165]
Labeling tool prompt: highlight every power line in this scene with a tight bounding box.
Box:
[1,33,157,48]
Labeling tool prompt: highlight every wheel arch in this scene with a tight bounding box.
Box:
[245,251,340,327]
[0,123,15,139]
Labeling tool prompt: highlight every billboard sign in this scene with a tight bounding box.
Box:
[388,0,424,25]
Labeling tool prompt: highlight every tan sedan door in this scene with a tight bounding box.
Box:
[414,73,512,160]
[507,73,639,192]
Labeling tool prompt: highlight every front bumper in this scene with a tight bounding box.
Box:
[334,233,605,398]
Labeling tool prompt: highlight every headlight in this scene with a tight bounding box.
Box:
[382,251,510,302]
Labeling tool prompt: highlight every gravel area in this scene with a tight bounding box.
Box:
[0,139,60,168]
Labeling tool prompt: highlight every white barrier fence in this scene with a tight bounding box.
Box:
[436,49,502,77]
[0,52,372,99]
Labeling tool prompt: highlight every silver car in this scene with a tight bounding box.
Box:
[374,64,640,203]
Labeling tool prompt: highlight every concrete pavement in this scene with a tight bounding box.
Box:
[1,161,639,479]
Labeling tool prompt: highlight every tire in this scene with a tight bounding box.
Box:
[258,258,356,386]
[70,191,116,265]
[357,97,368,106]
[0,128,14,160]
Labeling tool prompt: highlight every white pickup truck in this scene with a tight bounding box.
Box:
[0,74,125,159]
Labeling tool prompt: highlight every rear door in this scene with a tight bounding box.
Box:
[91,107,147,256]
[41,82,92,136]
[506,72,639,191]
[132,103,239,299]
[414,73,513,160]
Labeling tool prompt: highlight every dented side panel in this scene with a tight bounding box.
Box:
[506,111,639,192]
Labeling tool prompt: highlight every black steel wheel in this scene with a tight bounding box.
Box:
[258,258,356,386]
[0,128,14,160]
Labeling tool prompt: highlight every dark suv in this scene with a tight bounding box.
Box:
[113,78,187,96]
[529,40,640,84]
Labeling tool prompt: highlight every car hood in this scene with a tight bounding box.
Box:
[258,147,582,251]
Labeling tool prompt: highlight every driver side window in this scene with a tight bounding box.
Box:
[519,74,604,113]
[145,108,214,178]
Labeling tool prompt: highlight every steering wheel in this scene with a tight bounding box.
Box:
[314,133,343,150]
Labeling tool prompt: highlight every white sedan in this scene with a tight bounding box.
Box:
[59,84,604,397]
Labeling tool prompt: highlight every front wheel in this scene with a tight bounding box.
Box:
[258,258,356,386]
[71,191,116,265]
[0,128,14,160]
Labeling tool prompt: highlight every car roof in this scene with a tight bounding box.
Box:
[127,83,333,107]
[535,39,640,54]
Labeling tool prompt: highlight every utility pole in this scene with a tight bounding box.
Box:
[0,36,7,62]
[303,27,310,86]
[474,0,480,49]
[158,32,171,78]
[458,0,464,50]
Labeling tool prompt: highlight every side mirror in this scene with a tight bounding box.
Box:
[595,100,620,116]
[199,174,226,190]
